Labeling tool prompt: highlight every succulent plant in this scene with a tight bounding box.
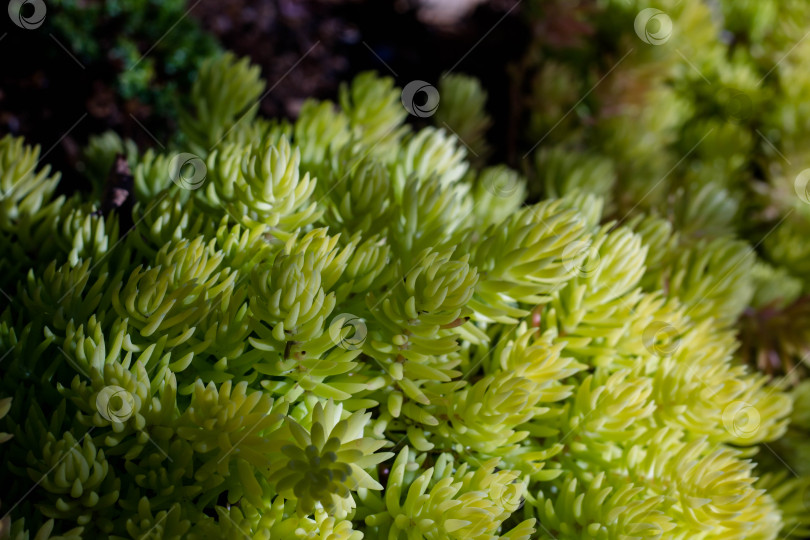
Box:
[517,0,810,383]
[0,51,802,539]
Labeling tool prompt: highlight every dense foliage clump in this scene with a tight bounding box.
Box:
[518,0,810,382]
[0,47,805,538]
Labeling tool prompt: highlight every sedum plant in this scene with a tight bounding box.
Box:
[0,52,800,539]
[501,3,810,530]
[517,0,810,382]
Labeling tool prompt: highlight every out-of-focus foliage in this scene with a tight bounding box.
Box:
[47,0,219,124]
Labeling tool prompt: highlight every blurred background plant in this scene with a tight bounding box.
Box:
[49,0,220,123]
